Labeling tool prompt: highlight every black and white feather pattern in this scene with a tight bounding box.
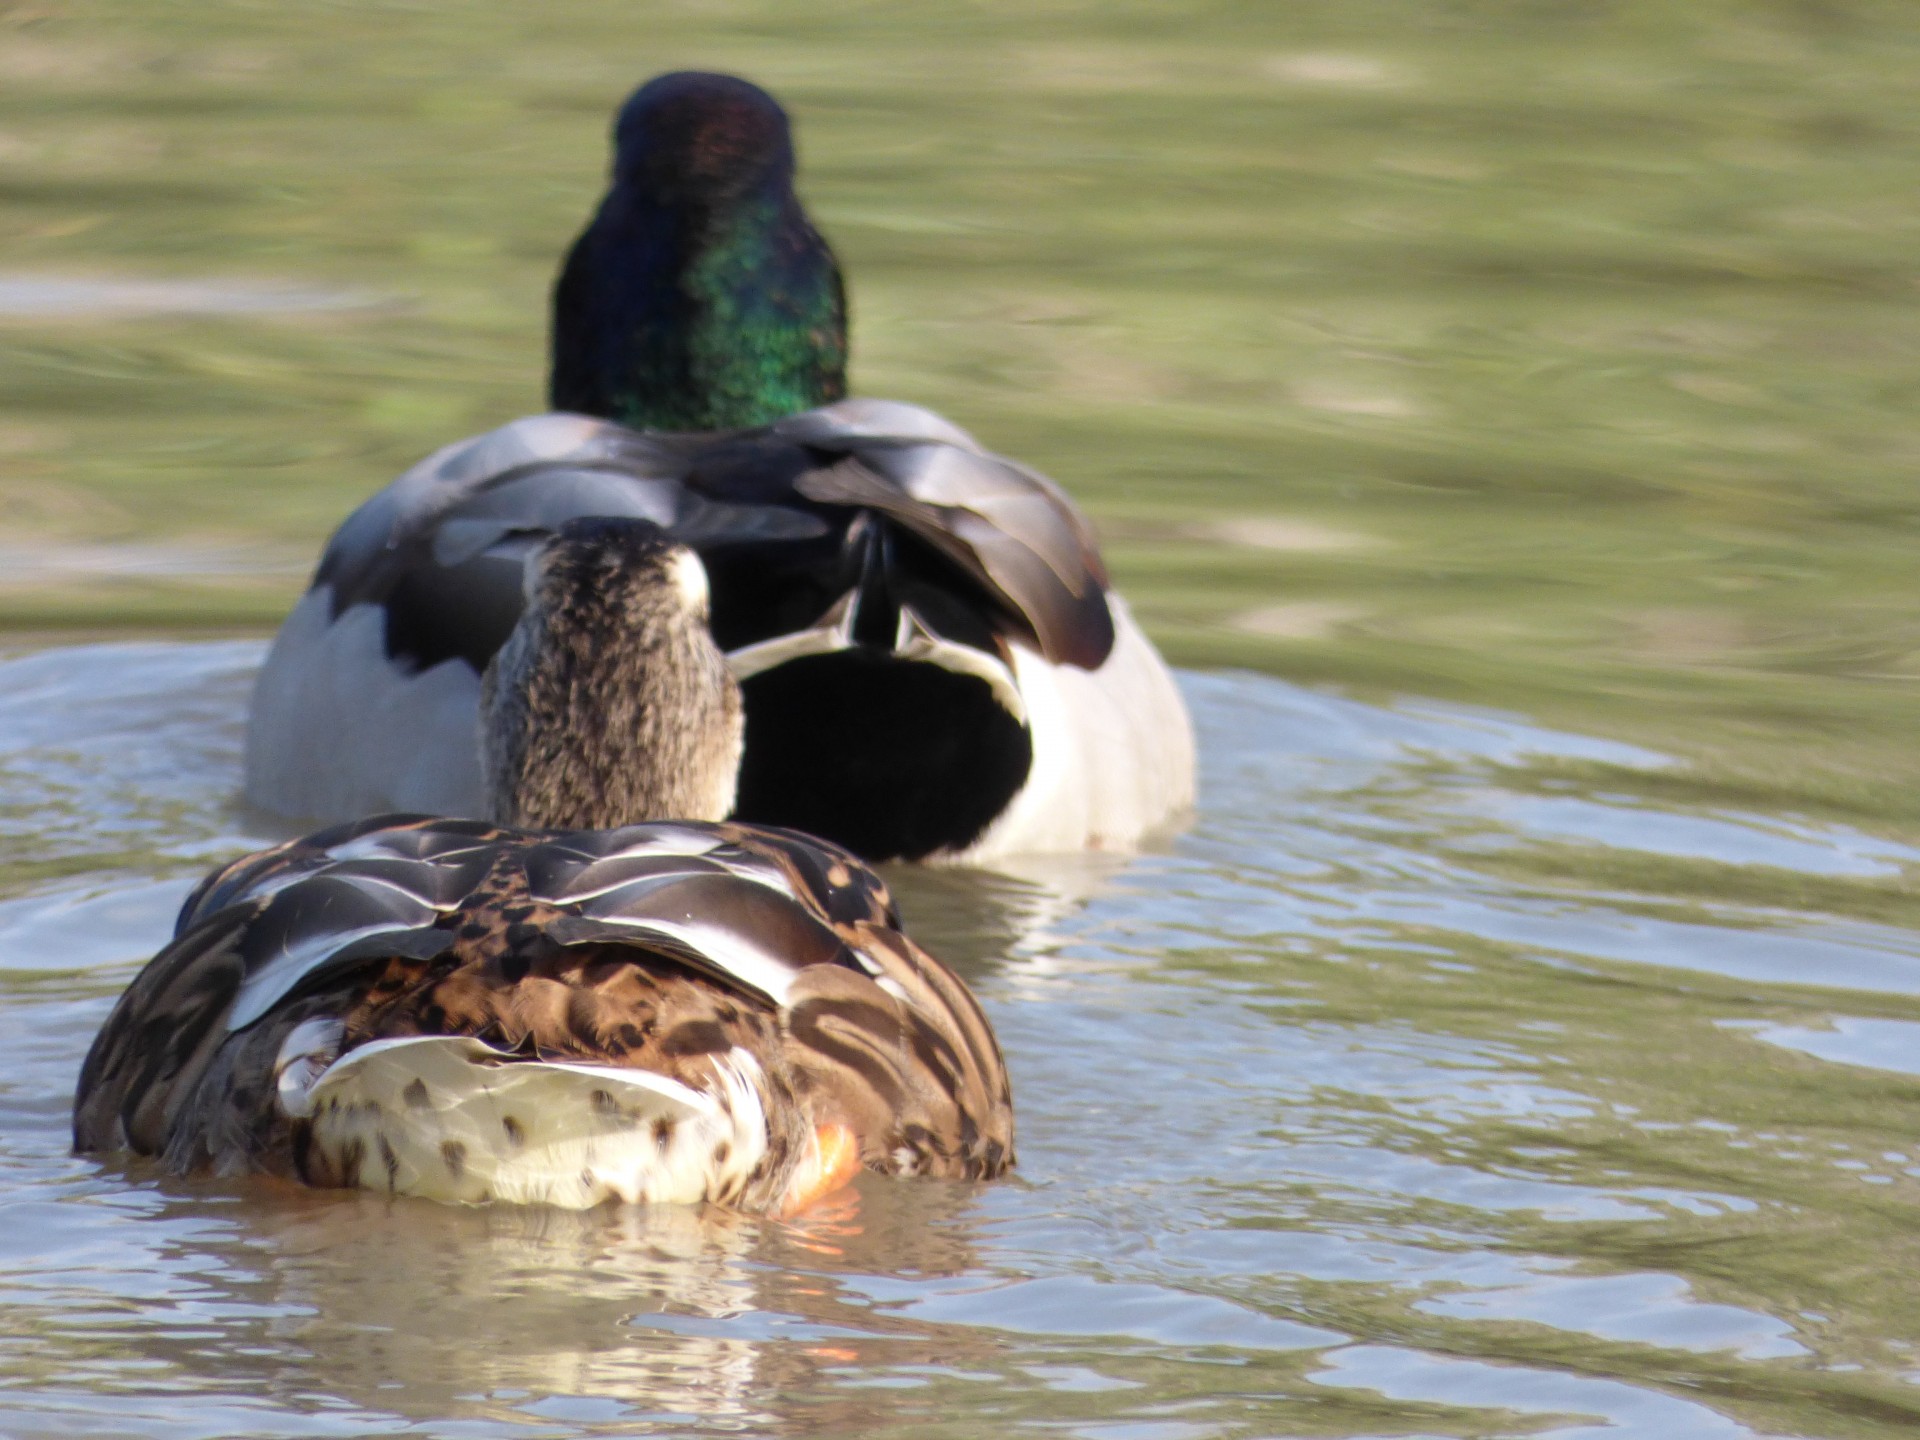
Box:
[244,399,1193,861]
[75,815,1013,1212]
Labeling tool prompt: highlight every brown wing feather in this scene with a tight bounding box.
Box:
[786,925,1013,1181]
[74,901,261,1156]
[75,820,1013,1209]
[717,822,900,929]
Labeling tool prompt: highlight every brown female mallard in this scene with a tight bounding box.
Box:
[74,518,1013,1214]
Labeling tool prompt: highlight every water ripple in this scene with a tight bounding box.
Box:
[1,643,1917,1437]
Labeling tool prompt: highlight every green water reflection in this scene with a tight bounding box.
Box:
[6,4,1920,1437]
[5,2,1919,822]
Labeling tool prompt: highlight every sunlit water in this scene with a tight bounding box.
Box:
[7,3,1920,1435]
[3,641,1918,1438]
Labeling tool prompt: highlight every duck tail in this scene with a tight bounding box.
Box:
[293,1035,769,1209]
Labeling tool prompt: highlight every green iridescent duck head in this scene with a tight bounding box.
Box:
[550,71,848,432]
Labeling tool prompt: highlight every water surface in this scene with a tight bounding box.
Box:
[4,643,1920,1438]
[5,3,1920,1436]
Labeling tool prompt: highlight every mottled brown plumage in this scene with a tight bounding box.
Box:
[75,817,1013,1213]
[481,517,742,829]
[79,520,1009,1212]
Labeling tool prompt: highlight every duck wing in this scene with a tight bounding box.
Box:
[507,821,1013,1184]
[74,815,499,1156]
[774,401,1112,667]
[76,819,1013,1198]
[309,414,811,674]
[308,401,1113,679]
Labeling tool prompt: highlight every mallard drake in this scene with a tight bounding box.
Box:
[243,71,1193,864]
[77,519,1013,1213]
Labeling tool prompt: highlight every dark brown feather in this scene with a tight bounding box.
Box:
[74,819,1014,1213]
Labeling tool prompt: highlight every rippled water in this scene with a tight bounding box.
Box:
[7,2,1920,1434]
[4,641,1919,1438]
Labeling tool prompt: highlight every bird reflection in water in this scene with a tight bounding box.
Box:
[110,1119,1017,1428]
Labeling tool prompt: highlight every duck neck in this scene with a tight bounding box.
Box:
[481,583,743,831]
[550,179,848,432]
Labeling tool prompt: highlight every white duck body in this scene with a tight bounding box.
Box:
[246,400,1194,863]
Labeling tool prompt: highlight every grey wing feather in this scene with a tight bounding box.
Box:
[748,403,1116,665]
[222,870,454,1031]
[865,442,1105,589]
[178,816,502,931]
[166,824,495,1038]
[520,823,731,902]
[426,469,681,568]
[771,397,983,450]
[539,854,859,1008]
[306,401,1113,676]
[309,416,827,675]
[525,826,867,1007]
[314,415,682,614]
[796,445,1114,667]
